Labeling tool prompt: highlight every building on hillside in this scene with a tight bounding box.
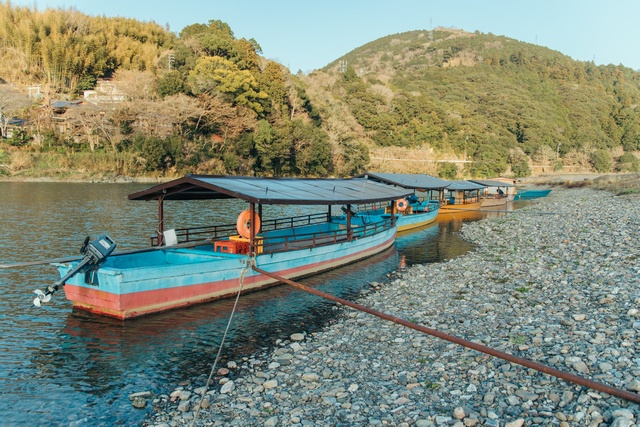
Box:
[83,80,125,105]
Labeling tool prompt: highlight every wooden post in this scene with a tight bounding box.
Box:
[157,196,165,246]
[346,204,352,240]
[250,202,255,252]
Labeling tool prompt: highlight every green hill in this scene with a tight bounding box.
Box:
[302,28,640,177]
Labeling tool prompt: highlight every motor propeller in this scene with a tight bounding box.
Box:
[33,289,51,307]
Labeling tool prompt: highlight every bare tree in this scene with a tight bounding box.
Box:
[65,103,119,151]
[112,70,158,102]
[196,93,257,145]
[531,145,555,170]
[134,94,204,139]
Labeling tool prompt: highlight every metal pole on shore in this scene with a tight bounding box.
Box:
[252,265,640,404]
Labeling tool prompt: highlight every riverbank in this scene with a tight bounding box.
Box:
[144,187,640,427]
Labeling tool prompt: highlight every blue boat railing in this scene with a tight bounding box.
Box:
[150,212,331,246]
[150,213,395,253]
[260,216,395,254]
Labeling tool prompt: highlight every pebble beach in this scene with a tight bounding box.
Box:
[145,187,640,427]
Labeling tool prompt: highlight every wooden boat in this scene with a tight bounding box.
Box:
[436,208,486,222]
[438,180,486,214]
[53,175,413,320]
[357,173,448,232]
[470,179,516,208]
[394,199,441,232]
[513,189,552,200]
[346,198,441,233]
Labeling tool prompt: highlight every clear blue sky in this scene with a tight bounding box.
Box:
[10,0,640,73]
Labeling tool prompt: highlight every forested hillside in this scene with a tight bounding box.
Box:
[303,28,640,177]
[0,3,638,180]
[0,2,335,180]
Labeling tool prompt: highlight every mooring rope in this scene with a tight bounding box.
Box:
[252,265,640,404]
[443,207,558,215]
[190,254,256,427]
[478,209,559,214]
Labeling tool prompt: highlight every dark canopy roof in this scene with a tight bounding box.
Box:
[128,175,413,205]
[360,172,451,190]
[470,179,515,188]
[446,180,487,191]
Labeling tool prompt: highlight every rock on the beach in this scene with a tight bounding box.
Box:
[263,379,278,389]
[572,361,590,374]
[128,391,151,400]
[264,416,278,426]
[131,397,146,409]
[301,372,319,382]
[290,333,305,341]
[611,418,635,427]
[220,380,235,394]
[626,379,640,392]
[177,400,189,412]
[453,407,465,419]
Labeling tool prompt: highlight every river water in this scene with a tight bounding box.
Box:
[0,182,511,426]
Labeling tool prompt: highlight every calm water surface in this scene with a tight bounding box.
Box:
[0,182,509,426]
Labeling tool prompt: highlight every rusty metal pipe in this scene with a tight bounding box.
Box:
[252,265,640,404]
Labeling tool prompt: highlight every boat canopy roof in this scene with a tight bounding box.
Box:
[446,180,487,191]
[469,179,515,188]
[359,172,450,190]
[128,175,414,205]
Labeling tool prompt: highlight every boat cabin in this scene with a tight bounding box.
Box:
[128,175,413,254]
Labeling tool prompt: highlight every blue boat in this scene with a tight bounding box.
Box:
[49,176,413,319]
[357,173,448,232]
[513,189,552,200]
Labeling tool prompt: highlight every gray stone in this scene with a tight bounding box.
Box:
[220,380,235,394]
[610,418,634,427]
[515,389,538,401]
[290,333,305,341]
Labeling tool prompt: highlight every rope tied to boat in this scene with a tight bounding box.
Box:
[190,253,256,427]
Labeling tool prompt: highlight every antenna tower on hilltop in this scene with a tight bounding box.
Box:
[429,17,433,42]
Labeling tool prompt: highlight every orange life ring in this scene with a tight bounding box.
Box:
[396,198,408,212]
[236,209,261,239]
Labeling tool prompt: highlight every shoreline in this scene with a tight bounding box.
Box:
[0,172,620,184]
[146,187,640,426]
[0,175,171,184]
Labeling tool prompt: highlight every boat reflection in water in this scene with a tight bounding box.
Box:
[395,216,474,268]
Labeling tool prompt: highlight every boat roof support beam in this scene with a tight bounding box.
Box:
[157,195,165,246]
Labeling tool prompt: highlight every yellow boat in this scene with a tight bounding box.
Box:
[438,180,486,216]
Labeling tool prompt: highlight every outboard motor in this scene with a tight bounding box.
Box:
[341,205,358,216]
[406,194,419,204]
[33,235,116,307]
